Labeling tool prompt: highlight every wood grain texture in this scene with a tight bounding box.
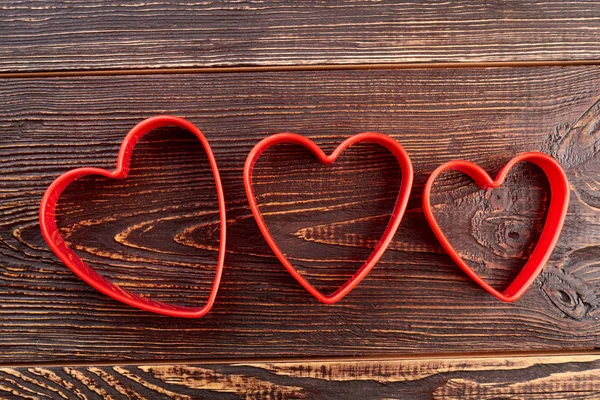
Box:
[0,353,599,399]
[2,1,600,72]
[1,66,600,363]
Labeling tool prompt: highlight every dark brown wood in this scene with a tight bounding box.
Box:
[2,1,600,72]
[1,66,600,364]
[0,353,599,399]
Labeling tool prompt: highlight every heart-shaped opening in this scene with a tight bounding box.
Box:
[54,127,221,309]
[427,162,550,291]
[250,141,403,297]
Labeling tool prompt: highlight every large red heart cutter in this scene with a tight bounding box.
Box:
[39,116,226,318]
[423,152,569,302]
[244,133,414,304]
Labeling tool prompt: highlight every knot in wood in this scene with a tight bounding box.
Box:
[540,271,597,321]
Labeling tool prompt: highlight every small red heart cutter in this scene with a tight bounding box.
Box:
[244,133,414,304]
[423,152,569,302]
[39,115,226,318]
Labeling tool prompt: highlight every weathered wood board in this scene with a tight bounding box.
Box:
[2,1,600,72]
[0,66,599,364]
[1,353,599,399]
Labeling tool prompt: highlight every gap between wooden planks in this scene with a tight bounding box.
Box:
[0,349,596,369]
[1,59,600,79]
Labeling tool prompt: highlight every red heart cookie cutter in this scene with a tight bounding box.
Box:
[423,152,569,302]
[244,133,414,304]
[39,115,226,318]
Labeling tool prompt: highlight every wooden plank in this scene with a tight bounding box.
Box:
[0,353,599,399]
[0,66,600,363]
[2,1,600,72]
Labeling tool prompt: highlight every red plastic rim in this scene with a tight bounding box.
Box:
[244,132,414,304]
[39,115,226,318]
[422,152,570,302]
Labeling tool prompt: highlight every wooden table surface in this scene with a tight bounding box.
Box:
[2,1,600,399]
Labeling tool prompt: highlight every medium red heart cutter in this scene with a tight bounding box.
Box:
[423,152,569,302]
[39,116,226,318]
[244,133,414,304]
